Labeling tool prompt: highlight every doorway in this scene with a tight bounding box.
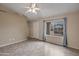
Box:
[43,18,67,47]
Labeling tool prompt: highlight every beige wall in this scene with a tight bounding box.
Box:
[66,12,79,49]
[0,5,29,47]
[52,11,79,49]
[29,20,44,40]
[29,11,79,49]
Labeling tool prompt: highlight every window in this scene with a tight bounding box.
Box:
[46,22,51,35]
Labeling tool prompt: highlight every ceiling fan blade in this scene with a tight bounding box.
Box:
[32,3,36,8]
[35,8,40,11]
[32,9,37,14]
[26,9,32,13]
[25,7,30,9]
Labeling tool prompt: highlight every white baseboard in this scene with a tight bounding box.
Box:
[0,39,27,47]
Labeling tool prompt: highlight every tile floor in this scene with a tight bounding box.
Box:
[0,39,79,56]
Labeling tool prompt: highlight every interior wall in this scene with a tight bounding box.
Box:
[29,11,79,49]
[51,11,79,49]
[29,20,44,40]
[44,20,64,46]
[66,12,79,49]
[0,5,29,47]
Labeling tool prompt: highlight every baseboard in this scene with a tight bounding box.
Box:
[27,37,79,50]
[67,46,79,50]
[28,37,44,41]
[0,39,27,48]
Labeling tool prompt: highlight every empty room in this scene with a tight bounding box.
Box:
[0,3,79,56]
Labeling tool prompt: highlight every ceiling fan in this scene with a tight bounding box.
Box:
[25,3,40,14]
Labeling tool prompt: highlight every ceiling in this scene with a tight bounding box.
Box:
[1,3,79,20]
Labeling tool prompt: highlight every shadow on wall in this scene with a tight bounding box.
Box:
[0,5,29,47]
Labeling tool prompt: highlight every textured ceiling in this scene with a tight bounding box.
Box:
[1,3,79,20]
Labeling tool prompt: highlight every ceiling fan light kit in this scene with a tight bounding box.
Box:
[25,3,40,14]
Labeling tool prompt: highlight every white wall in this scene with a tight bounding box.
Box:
[66,12,79,49]
[29,11,79,49]
[29,21,43,40]
[0,5,29,47]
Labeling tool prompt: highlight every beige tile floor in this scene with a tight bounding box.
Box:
[0,39,79,56]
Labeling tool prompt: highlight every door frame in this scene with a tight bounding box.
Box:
[43,17,67,47]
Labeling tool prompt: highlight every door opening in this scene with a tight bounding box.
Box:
[43,17,67,47]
